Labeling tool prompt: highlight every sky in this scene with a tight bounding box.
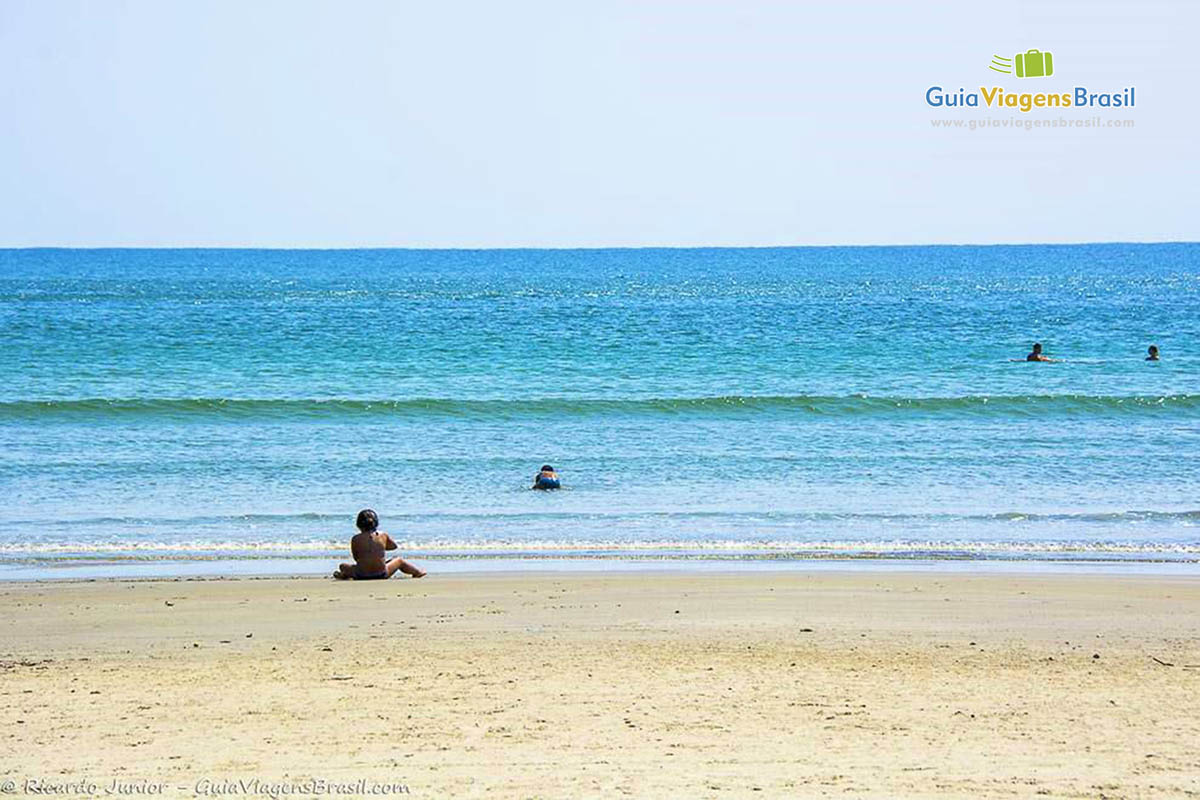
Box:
[0,0,1196,247]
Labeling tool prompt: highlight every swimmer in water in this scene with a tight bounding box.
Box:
[333,509,425,580]
[532,464,561,490]
[1146,344,1160,361]
[1025,342,1057,362]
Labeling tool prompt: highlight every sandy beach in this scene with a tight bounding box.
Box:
[1,570,1198,798]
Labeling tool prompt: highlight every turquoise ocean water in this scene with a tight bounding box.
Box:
[1,245,1198,576]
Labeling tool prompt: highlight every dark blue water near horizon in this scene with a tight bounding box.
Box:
[1,244,1198,572]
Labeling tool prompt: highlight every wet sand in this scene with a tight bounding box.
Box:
[1,571,1198,797]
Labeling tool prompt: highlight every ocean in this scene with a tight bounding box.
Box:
[1,244,1198,578]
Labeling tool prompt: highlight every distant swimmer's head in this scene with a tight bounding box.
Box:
[1031,343,1043,354]
[1147,345,1160,360]
[533,465,561,490]
[356,508,379,533]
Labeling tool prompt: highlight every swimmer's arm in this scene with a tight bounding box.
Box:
[380,533,398,551]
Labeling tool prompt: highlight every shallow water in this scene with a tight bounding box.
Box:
[2,245,1197,571]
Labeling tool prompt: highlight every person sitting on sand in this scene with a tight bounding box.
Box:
[333,509,425,580]
[532,464,561,491]
[1146,344,1160,361]
[1026,342,1056,362]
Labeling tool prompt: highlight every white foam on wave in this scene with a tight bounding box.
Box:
[1,538,1198,559]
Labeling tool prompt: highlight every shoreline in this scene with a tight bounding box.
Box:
[2,570,1197,797]
[4,554,1200,582]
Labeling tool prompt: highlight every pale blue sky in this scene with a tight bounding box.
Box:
[1,0,1196,247]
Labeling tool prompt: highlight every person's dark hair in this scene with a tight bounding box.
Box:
[1149,344,1159,354]
[540,464,554,472]
[1032,342,1042,352]
[356,508,379,532]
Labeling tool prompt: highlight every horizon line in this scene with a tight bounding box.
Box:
[1,239,1197,252]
